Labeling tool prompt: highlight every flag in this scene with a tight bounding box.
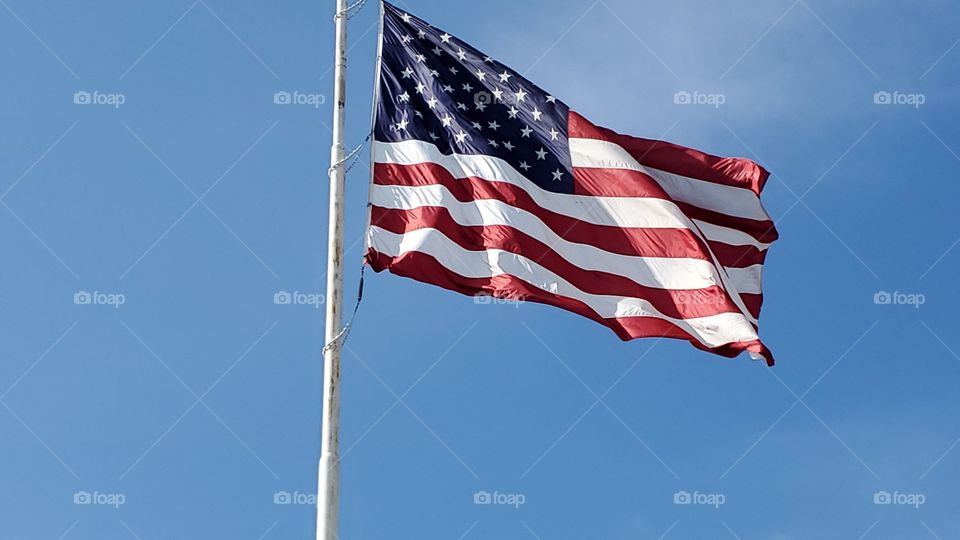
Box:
[364,2,779,364]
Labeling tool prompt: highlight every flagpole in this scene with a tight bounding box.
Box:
[317,0,348,538]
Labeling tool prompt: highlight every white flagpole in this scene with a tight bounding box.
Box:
[317,0,348,538]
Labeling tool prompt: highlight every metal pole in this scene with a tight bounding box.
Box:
[317,0,348,538]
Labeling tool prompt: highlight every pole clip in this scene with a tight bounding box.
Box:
[328,133,371,176]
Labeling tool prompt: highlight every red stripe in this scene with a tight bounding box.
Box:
[711,241,767,270]
[740,292,763,320]
[365,249,774,366]
[574,167,779,244]
[569,111,772,196]
[677,202,779,245]
[571,163,671,198]
[370,205,745,320]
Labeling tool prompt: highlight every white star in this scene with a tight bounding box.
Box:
[488,121,500,130]
[456,102,467,111]
[429,132,439,141]
[414,110,423,118]
[552,169,564,181]
[456,48,467,61]
[401,35,413,44]
[535,148,548,160]
[531,107,543,121]
[546,95,557,104]
[429,69,439,78]
[515,88,528,102]
[395,118,409,131]
[472,121,482,130]
[475,101,488,112]
[462,83,473,92]
[475,69,486,81]
[519,161,531,171]
[507,106,520,119]
[441,33,452,43]
[415,82,427,94]
[491,88,504,102]
[503,140,515,151]
[520,126,533,138]
[442,84,454,93]
[400,12,412,23]
[401,67,414,79]
[488,139,499,148]
[441,114,453,127]
[450,66,459,75]
[498,71,512,83]
[398,92,410,102]
[414,53,426,63]
[426,97,439,109]
[549,127,560,140]
[417,29,427,39]
[454,130,468,143]
[432,46,442,55]
[483,55,493,63]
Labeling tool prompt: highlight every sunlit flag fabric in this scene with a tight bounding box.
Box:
[364,2,779,364]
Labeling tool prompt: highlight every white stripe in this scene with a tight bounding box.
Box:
[374,140,768,251]
[726,264,762,296]
[694,219,771,250]
[368,225,762,348]
[371,182,744,293]
[570,137,772,222]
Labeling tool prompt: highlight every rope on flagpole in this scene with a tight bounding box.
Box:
[321,130,372,357]
[321,264,365,355]
[335,0,370,20]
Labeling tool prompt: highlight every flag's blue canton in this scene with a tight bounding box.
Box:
[376,2,574,194]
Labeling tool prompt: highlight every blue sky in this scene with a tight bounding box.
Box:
[1,0,959,538]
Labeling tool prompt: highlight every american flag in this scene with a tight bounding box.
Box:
[364,2,778,364]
